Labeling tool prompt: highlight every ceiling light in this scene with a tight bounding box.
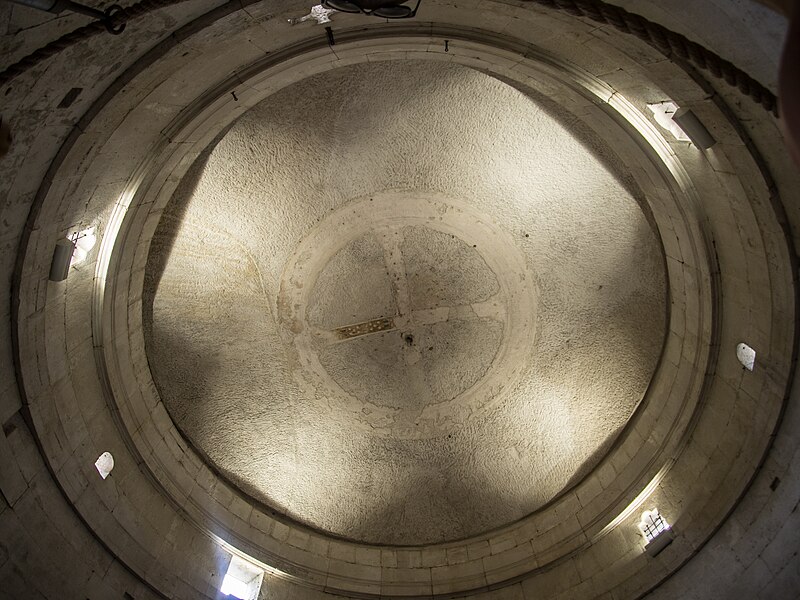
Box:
[321,0,421,18]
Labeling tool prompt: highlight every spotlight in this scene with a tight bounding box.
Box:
[49,239,75,282]
[672,108,716,150]
[322,0,421,18]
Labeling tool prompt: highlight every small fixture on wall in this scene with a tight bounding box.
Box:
[647,102,716,149]
[49,228,97,282]
[672,108,717,149]
[49,239,76,282]
[638,508,674,557]
[322,0,421,18]
[94,451,114,479]
[647,102,690,142]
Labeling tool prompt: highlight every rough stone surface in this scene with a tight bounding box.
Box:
[144,61,666,546]
[2,1,796,597]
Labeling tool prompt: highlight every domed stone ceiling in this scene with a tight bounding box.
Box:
[143,60,666,546]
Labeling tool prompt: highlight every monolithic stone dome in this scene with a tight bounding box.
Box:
[144,61,665,545]
[3,1,799,599]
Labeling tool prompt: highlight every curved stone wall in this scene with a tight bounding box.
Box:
[143,59,667,546]
[1,1,797,599]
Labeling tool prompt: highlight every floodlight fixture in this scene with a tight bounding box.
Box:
[322,0,421,19]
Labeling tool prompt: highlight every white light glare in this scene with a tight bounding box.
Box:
[638,507,670,542]
[68,227,97,265]
[288,4,335,25]
[94,452,114,479]
[221,573,249,599]
[647,102,691,142]
[220,555,264,600]
[737,342,756,371]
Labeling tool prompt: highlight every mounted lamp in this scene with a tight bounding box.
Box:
[322,0,421,18]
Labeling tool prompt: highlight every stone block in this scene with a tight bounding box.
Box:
[521,558,580,599]
[483,541,536,585]
[431,558,487,595]
[0,427,27,507]
[355,546,381,566]
[329,539,356,563]
[421,546,447,567]
[380,565,432,596]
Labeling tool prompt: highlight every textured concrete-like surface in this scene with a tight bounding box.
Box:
[277,193,536,440]
[144,61,666,545]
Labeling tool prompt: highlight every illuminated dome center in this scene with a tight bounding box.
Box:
[144,60,666,545]
[278,192,537,439]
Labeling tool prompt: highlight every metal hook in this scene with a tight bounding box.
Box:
[103,4,126,35]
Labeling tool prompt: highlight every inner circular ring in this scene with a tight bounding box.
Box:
[92,36,688,564]
[278,192,538,439]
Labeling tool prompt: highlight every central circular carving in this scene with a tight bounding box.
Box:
[278,193,536,438]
